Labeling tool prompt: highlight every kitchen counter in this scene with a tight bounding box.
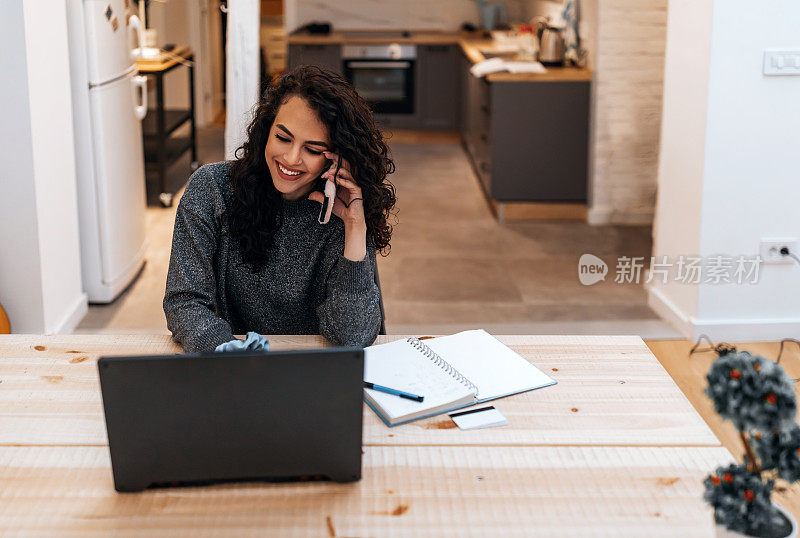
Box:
[459,38,592,82]
[287,29,465,45]
[288,30,591,82]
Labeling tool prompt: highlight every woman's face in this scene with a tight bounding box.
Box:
[264,96,331,200]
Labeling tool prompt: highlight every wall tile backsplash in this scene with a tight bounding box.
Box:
[286,0,529,32]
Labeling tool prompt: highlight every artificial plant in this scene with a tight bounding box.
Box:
[698,339,799,536]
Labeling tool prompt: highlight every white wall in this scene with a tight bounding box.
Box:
[647,0,712,333]
[523,0,563,19]
[0,1,44,332]
[0,2,87,333]
[649,0,800,341]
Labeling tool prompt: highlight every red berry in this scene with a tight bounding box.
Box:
[766,393,777,405]
[730,369,742,380]
[711,476,721,485]
[755,433,762,441]
[744,490,755,502]
[723,473,733,483]
[754,363,761,371]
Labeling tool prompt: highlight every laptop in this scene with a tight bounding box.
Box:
[97,348,364,492]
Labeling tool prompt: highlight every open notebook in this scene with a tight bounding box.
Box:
[363,330,556,426]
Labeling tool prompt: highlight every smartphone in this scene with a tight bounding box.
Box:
[317,155,338,225]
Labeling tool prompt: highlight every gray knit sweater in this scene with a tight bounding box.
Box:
[163,161,382,352]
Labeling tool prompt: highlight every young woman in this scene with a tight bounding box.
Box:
[163,66,396,352]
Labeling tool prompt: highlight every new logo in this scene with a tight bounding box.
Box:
[578,254,607,286]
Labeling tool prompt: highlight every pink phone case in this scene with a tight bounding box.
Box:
[318,179,336,224]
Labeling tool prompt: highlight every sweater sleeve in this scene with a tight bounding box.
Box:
[316,231,382,347]
[163,167,235,352]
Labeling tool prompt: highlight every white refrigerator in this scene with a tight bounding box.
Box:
[67,0,149,303]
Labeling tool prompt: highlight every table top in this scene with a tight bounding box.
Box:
[0,334,730,536]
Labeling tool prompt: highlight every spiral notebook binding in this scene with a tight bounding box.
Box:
[407,338,479,396]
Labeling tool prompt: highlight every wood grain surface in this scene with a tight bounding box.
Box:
[0,445,732,537]
[0,334,733,535]
[0,335,718,447]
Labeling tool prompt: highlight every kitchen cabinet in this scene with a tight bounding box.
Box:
[460,55,590,202]
[491,81,589,201]
[418,45,459,129]
[287,44,342,75]
[460,54,492,192]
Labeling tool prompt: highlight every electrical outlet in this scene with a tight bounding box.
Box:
[759,238,798,264]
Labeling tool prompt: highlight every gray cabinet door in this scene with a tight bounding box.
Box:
[418,45,459,129]
[460,54,471,137]
[490,81,590,202]
[287,44,342,75]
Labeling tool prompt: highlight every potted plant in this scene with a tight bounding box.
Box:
[700,343,799,537]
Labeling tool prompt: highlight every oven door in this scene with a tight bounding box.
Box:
[344,60,415,114]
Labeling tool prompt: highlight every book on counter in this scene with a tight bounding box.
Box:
[363,329,556,426]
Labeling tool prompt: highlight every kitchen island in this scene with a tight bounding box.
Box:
[458,38,592,220]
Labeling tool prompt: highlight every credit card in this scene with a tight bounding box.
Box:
[449,405,508,430]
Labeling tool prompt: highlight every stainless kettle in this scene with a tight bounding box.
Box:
[538,25,565,66]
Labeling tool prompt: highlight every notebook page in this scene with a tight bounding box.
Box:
[423,330,556,401]
[364,339,475,422]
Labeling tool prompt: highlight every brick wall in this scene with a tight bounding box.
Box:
[589,0,668,225]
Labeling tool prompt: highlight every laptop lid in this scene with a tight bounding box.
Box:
[98,348,364,492]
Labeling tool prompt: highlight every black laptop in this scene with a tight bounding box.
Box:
[97,348,364,492]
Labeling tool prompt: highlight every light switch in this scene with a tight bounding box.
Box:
[763,49,800,75]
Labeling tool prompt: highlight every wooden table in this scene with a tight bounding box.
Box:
[0,335,732,536]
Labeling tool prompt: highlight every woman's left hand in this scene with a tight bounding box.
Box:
[308,151,365,227]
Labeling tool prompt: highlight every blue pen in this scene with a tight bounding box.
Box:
[363,382,424,402]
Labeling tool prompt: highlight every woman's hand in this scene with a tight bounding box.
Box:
[308,151,365,227]
[308,151,367,261]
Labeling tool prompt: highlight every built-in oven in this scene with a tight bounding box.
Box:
[342,44,416,115]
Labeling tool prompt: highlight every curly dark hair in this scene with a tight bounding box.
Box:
[227,65,396,271]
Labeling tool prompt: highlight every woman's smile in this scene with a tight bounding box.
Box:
[275,160,305,181]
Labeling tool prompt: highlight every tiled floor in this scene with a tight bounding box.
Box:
[76,126,680,338]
